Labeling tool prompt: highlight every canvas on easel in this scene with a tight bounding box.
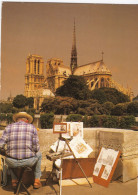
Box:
[93,147,121,187]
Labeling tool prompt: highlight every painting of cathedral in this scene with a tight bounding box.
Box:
[24,22,133,110]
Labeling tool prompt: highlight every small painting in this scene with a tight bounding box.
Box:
[53,123,67,134]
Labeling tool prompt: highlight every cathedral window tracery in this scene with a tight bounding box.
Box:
[38,60,40,74]
[34,59,36,74]
[101,78,104,87]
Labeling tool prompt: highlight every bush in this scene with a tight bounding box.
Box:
[6,113,13,124]
[40,113,54,129]
[119,115,135,129]
[102,102,114,115]
[0,113,13,124]
[111,104,127,116]
[0,113,7,121]
[83,115,135,129]
[66,114,83,122]
[82,115,90,127]
[0,103,13,113]
[88,115,100,127]
[101,115,119,128]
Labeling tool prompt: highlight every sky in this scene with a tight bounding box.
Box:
[0,2,138,100]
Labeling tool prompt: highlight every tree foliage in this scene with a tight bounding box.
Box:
[127,101,138,116]
[91,88,130,104]
[66,114,83,122]
[13,94,27,108]
[0,103,13,113]
[27,97,34,108]
[82,115,135,129]
[56,75,91,100]
[40,113,54,129]
[102,102,114,115]
[41,96,78,115]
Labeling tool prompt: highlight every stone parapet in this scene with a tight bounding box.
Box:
[0,127,137,182]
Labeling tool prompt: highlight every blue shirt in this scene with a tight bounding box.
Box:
[0,121,40,159]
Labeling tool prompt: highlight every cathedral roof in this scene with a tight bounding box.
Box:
[74,60,112,76]
[58,65,71,76]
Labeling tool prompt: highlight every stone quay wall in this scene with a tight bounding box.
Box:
[0,128,138,182]
[38,128,138,182]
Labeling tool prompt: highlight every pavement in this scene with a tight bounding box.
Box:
[0,177,137,195]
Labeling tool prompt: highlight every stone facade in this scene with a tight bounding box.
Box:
[24,23,133,104]
[24,54,54,110]
[46,58,71,92]
[25,54,45,97]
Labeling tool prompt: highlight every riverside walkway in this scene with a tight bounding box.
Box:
[0,177,137,195]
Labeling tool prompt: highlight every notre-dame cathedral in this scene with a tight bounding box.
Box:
[24,22,133,110]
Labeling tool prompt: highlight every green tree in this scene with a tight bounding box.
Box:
[111,103,128,116]
[0,103,13,113]
[40,113,54,129]
[13,94,27,108]
[127,101,138,116]
[91,89,107,104]
[41,96,78,115]
[56,75,91,100]
[91,88,130,104]
[102,101,114,115]
[27,97,34,108]
[41,97,56,113]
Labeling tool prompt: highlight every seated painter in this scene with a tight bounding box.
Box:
[0,112,42,189]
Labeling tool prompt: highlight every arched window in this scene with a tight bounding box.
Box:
[95,82,98,89]
[106,78,110,87]
[34,60,36,74]
[28,60,30,73]
[101,78,104,88]
[91,82,94,88]
[38,60,40,74]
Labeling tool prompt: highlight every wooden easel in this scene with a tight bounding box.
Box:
[46,134,92,195]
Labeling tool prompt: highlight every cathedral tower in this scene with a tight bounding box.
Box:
[70,20,78,74]
[24,54,44,97]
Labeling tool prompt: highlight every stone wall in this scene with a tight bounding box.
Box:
[0,128,138,182]
[38,128,138,182]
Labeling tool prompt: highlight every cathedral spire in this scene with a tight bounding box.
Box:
[70,19,78,74]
